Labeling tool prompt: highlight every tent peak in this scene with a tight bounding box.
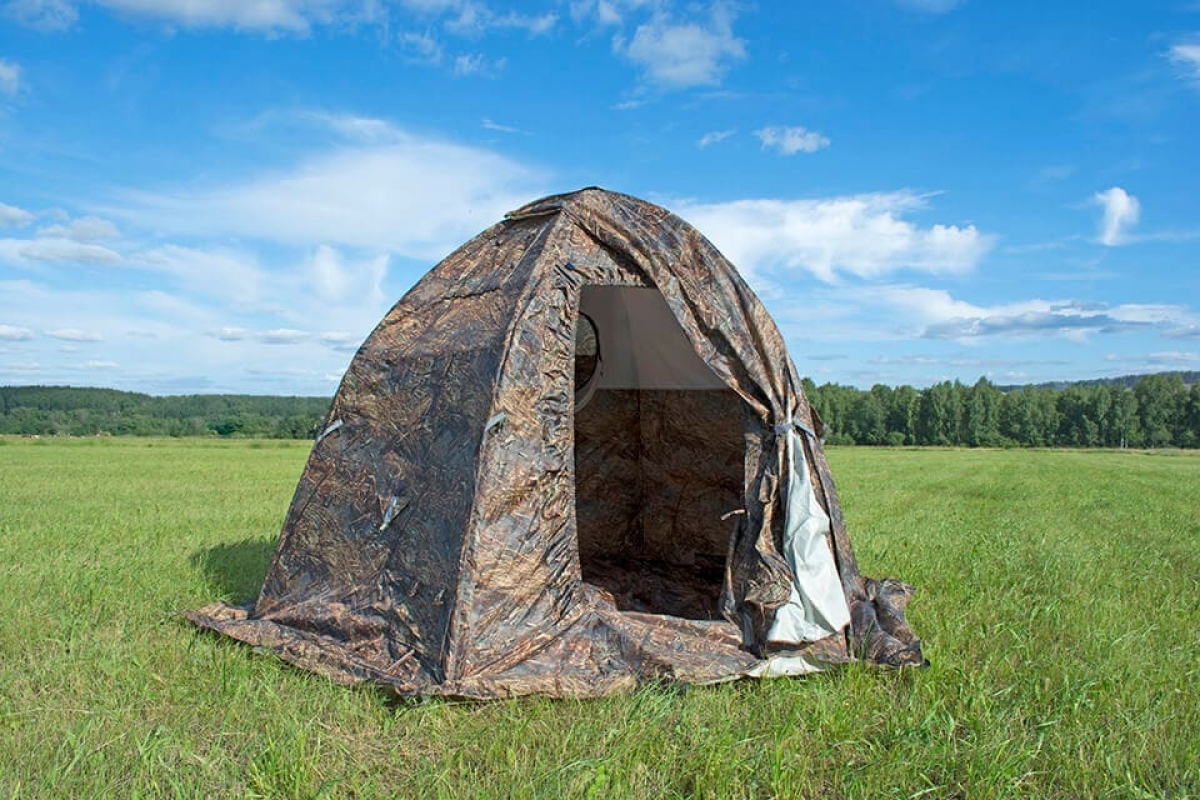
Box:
[505,186,646,221]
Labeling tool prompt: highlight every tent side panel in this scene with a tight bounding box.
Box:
[247,220,545,683]
[449,220,650,683]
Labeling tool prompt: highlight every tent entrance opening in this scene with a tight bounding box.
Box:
[572,286,746,621]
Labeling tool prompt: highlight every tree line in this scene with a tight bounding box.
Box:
[0,386,329,439]
[2,373,1199,446]
[803,373,1200,448]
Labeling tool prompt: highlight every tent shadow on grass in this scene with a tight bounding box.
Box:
[190,539,276,604]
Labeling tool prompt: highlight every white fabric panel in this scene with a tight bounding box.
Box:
[579,286,727,390]
[766,429,852,644]
[744,653,824,677]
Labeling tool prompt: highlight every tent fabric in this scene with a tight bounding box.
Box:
[187,187,923,698]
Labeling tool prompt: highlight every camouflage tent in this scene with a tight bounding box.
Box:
[187,188,923,698]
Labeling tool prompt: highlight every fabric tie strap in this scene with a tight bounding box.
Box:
[773,417,817,440]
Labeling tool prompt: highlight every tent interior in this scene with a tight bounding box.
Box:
[573,285,750,621]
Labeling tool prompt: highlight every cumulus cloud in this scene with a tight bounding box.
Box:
[755,126,830,155]
[677,191,993,282]
[0,59,20,95]
[0,202,33,229]
[1168,42,1200,87]
[697,129,735,148]
[109,117,548,260]
[1093,186,1140,246]
[0,324,36,340]
[615,3,746,89]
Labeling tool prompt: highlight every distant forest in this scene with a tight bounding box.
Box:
[804,372,1199,449]
[0,386,329,439]
[2,371,1199,447]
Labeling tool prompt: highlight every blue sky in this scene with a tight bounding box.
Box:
[1,0,1198,395]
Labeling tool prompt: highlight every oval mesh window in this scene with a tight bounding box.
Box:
[575,313,600,389]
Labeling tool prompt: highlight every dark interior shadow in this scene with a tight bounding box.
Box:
[190,538,277,604]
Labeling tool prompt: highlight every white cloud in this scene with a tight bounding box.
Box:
[213,327,250,341]
[570,0,639,27]
[319,331,360,352]
[0,276,369,394]
[4,0,396,33]
[1,237,123,264]
[46,327,102,341]
[0,202,33,228]
[444,4,556,37]
[508,10,556,35]
[393,2,558,76]
[1105,351,1200,367]
[134,244,263,305]
[864,285,1195,341]
[90,0,334,32]
[1093,186,1140,246]
[0,59,20,95]
[697,129,735,148]
[612,98,646,111]
[109,117,548,260]
[396,0,557,36]
[1166,325,1200,340]
[3,0,76,29]
[398,31,444,64]
[677,191,993,282]
[615,4,746,89]
[1168,42,1200,87]
[258,328,309,344]
[453,52,505,77]
[482,117,519,133]
[754,126,830,155]
[210,326,357,348]
[1,361,42,375]
[303,111,402,143]
[37,216,119,242]
[0,324,36,340]
[307,244,387,306]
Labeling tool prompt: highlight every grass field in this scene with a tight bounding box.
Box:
[0,438,1197,799]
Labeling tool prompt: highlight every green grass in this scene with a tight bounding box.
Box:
[0,439,1197,799]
